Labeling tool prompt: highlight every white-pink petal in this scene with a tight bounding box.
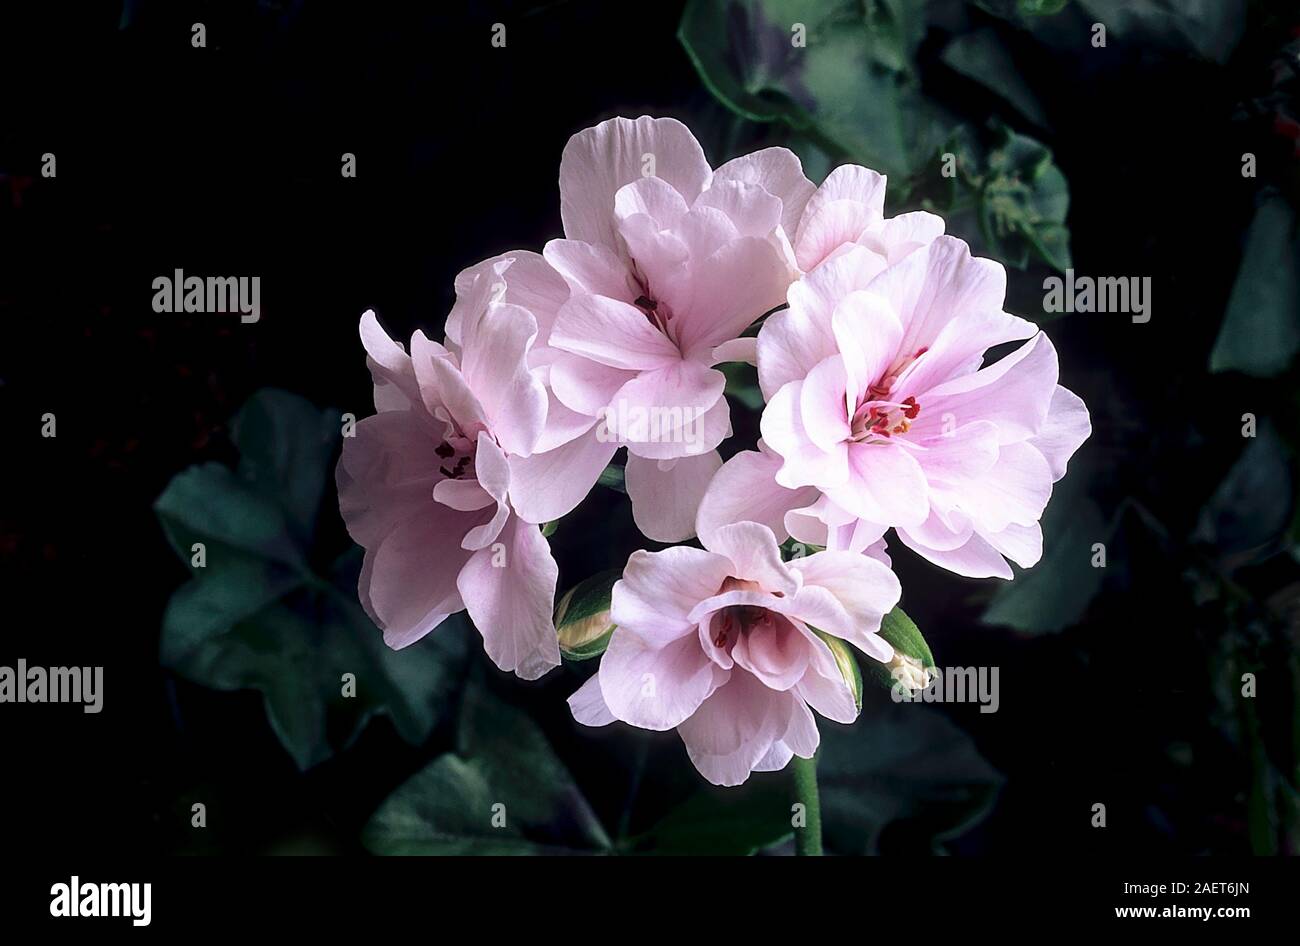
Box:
[457,514,561,680]
[624,450,722,542]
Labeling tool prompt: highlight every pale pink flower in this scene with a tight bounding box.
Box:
[569,522,900,786]
[790,163,946,274]
[537,115,819,541]
[698,236,1091,579]
[336,262,563,679]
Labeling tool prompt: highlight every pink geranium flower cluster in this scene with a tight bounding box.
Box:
[338,116,1089,785]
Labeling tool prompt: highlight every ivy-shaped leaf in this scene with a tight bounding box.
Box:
[155,388,469,770]
[631,777,794,855]
[819,696,1003,853]
[363,684,614,855]
[941,27,1048,128]
[679,0,943,181]
[1209,194,1300,379]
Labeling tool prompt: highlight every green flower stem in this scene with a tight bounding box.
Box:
[791,753,823,856]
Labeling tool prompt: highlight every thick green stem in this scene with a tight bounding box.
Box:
[791,753,823,856]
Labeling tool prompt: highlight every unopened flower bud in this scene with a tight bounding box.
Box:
[887,652,933,692]
[555,570,620,660]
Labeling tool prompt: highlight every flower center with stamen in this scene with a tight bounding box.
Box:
[634,291,675,336]
[712,576,770,648]
[850,347,927,442]
[434,433,477,480]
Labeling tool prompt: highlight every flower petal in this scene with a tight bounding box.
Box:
[598,630,729,731]
[703,521,798,595]
[614,175,692,230]
[549,351,636,417]
[897,528,1014,579]
[611,546,733,645]
[560,116,711,254]
[860,210,946,263]
[448,251,570,352]
[677,672,796,786]
[794,164,887,271]
[337,410,440,547]
[507,424,619,524]
[543,238,638,302]
[712,147,816,241]
[831,290,905,407]
[625,450,723,542]
[604,360,726,450]
[366,507,476,650]
[919,332,1059,445]
[1030,385,1091,481]
[761,379,850,490]
[461,433,511,550]
[731,614,812,691]
[710,336,758,366]
[696,447,820,545]
[457,514,561,680]
[828,441,930,528]
[664,236,792,357]
[941,440,1054,534]
[760,245,888,398]
[866,235,1009,358]
[550,293,683,371]
[795,626,861,723]
[788,549,900,658]
[693,179,784,240]
[458,302,547,457]
[568,673,616,727]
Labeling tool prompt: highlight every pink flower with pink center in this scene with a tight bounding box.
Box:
[336,260,564,680]
[533,115,822,542]
[569,522,900,786]
[698,236,1091,578]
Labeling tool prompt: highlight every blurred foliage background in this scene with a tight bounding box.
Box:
[1,0,1298,854]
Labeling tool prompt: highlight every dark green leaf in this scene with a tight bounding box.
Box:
[721,361,765,411]
[157,388,467,769]
[1194,421,1293,564]
[597,463,627,493]
[633,778,793,854]
[819,698,1003,853]
[1209,195,1300,378]
[941,28,1047,127]
[458,684,613,851]
[364,686,613,855]
[1076,0,1245,64]
[361,755,549,855]
[678,0,942,180]
[232,387,341,543]
[155,462,306,572]
[1018,0,1067,13]
[982,490,1108,634]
